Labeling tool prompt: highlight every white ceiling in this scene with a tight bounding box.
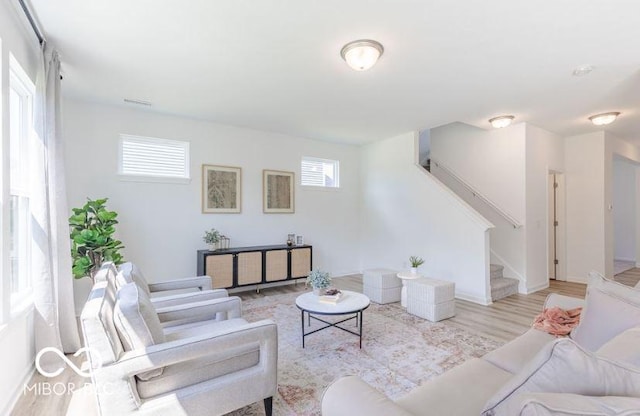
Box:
[29,0,640,145]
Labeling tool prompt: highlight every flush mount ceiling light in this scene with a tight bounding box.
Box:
[589,112,620,126]
[572,65,594,77]
[488,115,515,129]
[340,39,384,71]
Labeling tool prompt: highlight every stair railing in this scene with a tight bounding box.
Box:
[430,158,522,229]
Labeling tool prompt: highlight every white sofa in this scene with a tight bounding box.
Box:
[322,273,640,415]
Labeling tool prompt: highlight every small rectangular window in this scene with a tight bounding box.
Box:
[301,157,339,188]
[119,134,190,182]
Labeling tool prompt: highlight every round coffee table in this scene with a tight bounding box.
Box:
[397,271,422,307]
[295,290,370,348]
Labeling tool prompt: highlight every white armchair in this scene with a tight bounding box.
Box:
[81,264,278,416]
[117,261,228,308]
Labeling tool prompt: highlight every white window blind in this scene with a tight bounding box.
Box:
[119,135,190,180]
[301,157,339,188]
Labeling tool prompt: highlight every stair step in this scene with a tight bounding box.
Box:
[491,277,519,302]
[490,264,504,280]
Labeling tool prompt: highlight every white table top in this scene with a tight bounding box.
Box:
[397,271,422,280]
[296,290,370,314]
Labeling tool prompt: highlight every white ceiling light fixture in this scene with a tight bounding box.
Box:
[572,65,594,77]
[488,115,515,129]
[589,112,620,126]
[340,39,384,71]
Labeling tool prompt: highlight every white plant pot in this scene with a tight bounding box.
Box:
[410,267,418,275]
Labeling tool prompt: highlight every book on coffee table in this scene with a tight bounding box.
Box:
[318,289,343,304]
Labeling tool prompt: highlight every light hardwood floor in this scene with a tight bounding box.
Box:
[11,268,640,415]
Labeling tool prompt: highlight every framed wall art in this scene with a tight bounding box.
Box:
[263,169,294,213]
[202,165,241,213]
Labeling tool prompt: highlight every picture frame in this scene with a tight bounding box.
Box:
[263,169,295,213]
[202,165,241,213]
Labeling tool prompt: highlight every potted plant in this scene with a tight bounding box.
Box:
[69,198,125,281]
[307,269,331,295]
[203,228,221,251]
[409,256,425,274]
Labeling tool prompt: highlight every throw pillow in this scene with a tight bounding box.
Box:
[597,327,640,368]
[569,271,640,351]
[117,262,151,296]
[481,338,640,416]
[113,282,165,380]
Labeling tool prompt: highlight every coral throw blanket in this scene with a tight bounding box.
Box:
[532,307,582,337]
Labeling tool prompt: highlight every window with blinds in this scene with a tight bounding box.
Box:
[301,157,339,188]
[119,134,190,181]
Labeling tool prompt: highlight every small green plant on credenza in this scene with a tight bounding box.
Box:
[203,228,221,250]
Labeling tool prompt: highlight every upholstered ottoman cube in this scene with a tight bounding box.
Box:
[363,268,401,304]
[406,277,455,322]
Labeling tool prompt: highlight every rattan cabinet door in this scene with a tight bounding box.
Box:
[290,247,311,278]
[205,254,234,289]
[237,251,263,285]
[265,249,288,282]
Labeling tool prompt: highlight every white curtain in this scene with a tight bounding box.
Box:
[31,42,81,362]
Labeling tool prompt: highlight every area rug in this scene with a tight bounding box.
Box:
[226,287,503,416]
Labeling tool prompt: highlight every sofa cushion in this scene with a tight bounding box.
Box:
[113,282,165,380]
[516,393,640,416]
[482,338,640,416]
[395,358,512,416]
[483,328,555,374]
[597,326,640,368]
[117,262,151,296]
[570,272,640,351]
[137,317,258,399]
[137,344,260,399]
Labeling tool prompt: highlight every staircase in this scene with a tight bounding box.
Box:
[490,264,519,302]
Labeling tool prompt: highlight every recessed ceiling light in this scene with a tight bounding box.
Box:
[588,112,620,126]
[572,65,594,77]
[340,39,384,71]
[124,98,152,106]
[488,115,515,129]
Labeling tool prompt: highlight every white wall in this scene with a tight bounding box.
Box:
[524,124,564,291]
[564,132,606,282]
[613,159,636,261]
[430,122,526,286]
[63,99,361,307]
[0,1,40,413]
[359,131,494,305]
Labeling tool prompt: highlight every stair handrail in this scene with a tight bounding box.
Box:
[430,158,522,229]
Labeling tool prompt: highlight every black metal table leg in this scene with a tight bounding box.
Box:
[301,309,305,348]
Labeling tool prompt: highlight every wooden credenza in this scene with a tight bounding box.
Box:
[196,244,312,289]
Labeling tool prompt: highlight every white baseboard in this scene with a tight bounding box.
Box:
[2,364,35,416]
[566,275,587,284]
[523,281,549,294]
[455,291,492,306]
[614,257,636,263]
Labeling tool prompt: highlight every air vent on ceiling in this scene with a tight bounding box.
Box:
[124,98,152,106]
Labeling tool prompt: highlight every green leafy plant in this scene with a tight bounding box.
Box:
[203,228,221,245]
[307,269,331,289]
[69,198,124,280]
[409,256,425,268]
